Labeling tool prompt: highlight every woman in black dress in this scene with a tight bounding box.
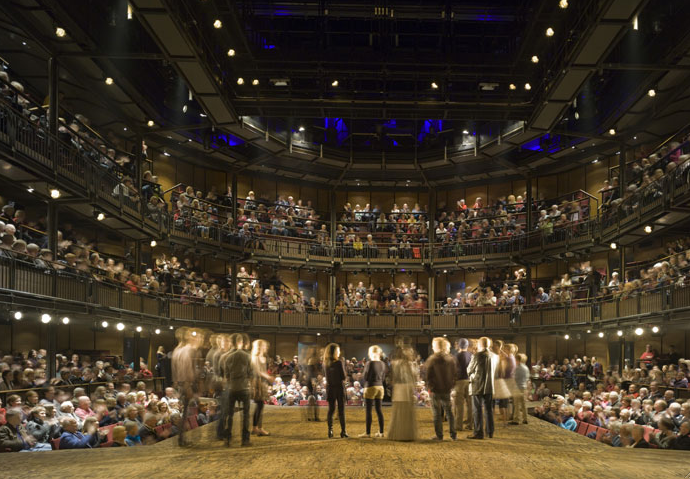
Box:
[323,343,348,438]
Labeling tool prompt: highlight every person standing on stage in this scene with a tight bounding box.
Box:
[454,338,473,432]
[467,336,498,440]
[425,337,457,441]
[216,333,237,441]
[359,345,387,438]
[387,339,418,441]
[251,339,273,437]
[305,346,322,422]
[222,333,253,447]
[323,343,348,438]
[171,327,204,446]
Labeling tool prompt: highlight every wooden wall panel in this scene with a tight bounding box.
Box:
[205,169,226,194]
[465,185,488,207]
[370,192,390,212]
[176,162,194,189]
[237,174,252,198]
[154,158,176,193]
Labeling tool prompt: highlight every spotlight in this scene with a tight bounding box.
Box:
[634,327,644,336]
[227,49,236,57]
[252,79,259,86]
[509,83,516,90]
[169,326,174,330]
[61,317,70,325]
[237,77,244,85]
[299,126,305,132]
[101,321,109,328]
[13,311,22,320]
[591,158,599,164]
[136,326,142,332]
[652,326,659,333]
[531,55,539,63]
[163,151,171,157]
[462,129,469,134]
[213,19,222,29]
[150,240,157,247]
[564,334,570,340]
[155,328,161,335]
[116,322,125,331]
[331,80,339,87]
[574,111,580,120]
[27,187,34,193]
[41,313,52,324]
[182,104,188,113]
[96,212,105,221]
[105,77,114,86]
[524,83,531,90]
[609,128,616,135]
[559,0,568,8]
[598,332,604,338]
[50,189,61,199]
[147,120,154,127]
[644,225,652,234]
[647,89,656,97]
[127,3,133,20]
[617,330,623,337]
[633,15,638,31]
[546,27,555,37]
[610,242,617,250]
[317,332,321,336]
[586,330,591,334]
[55,27,66,38]
[431,82,439,89]
[192,331,197,336]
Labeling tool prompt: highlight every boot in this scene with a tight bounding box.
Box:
[340,430,349,438]
[328,427,334,438]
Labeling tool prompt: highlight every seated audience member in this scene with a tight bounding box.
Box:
[629,425,650,448]
[138,413,163,445]
[75,396,96,421]
[559,406,577,431]
[59,416,103,449]
[124,420,143,446]
[111,425,128,447]
[674,421,690,450]
[0,409,52,452]
[650,417,677,449]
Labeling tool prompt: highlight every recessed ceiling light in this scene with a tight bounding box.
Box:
[55,27,66,38]
[644,225,652,234]
[27,187,34,193]
[50,189,60,199]
[647,89,656,97]
[431,82,438,89]
[299,126,305,132]
[610,242,617,250]
[609,128,616,135]
[524,83,531,90]
[591,158,599,164]
[147,120,154,127]
[150,240,157,247]
[213,19,222,29]
[559,0,568,8]
[546,27,555,37]
[163,151,170,157]
[96,212,105,221]
[462,129,469,134]
[531,55,539,63]
[332,80,339,87]
[227,49,236,57]
[105,77,114,85]
[509,83,516,90]
[237,77,244,85]
[252,79,259,86]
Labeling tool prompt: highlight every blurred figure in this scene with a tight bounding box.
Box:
[467,337,498,440]
[305,346,322,422]
[221,333,253,447]
[251,339,273,436]
[359,345,387,438]
[454,338,473,431]
[216,334,237,441]
[426,337,457,441]
[171,327,204,446]
[323,343,348,438]
[387,338,418,441]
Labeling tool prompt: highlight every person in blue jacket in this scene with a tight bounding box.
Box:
[59,416,103,449]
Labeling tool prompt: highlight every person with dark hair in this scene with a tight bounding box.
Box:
[454,338,473,431]
[426,337,457,441]
[323,343,348,438]
[674,421,690,450]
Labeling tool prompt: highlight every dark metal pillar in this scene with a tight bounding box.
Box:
[46,323,57,381]
[525,264,533,304]
[134,240,141,274]
[48,57,59,136]
[428,188,436,244]
[329,189,336,244]
[525,333,532,367]
[231,261,238,303]
[133,330,141,372]
[526,176,533,231]
[619,245,626,281]
[618,146,626,200]
[231,173,238,225]
[47,202,58,257]
[135,133,143,195]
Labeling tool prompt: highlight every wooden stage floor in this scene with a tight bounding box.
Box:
[4,406,688,479]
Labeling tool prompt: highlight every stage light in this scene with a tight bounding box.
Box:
[252,79,259,86]
[155,328,161,335]
[55,27,66,38]
[574,111,580,120]
[462,129,469,134]
[237,77,244,85]
[62,317,70,325]
[617,330,623,337]
[633,15,638,31]
[169,326,174,330]
[431,82,439,89]
[101,321,109,328]
[509,83,516,90]
[41,314,52,324]
[213,19,222,29]
[227,49,236,57]
[27,187,34,193]
[591,158,599,164]
[598,332,604,338]
[14,311,22,320]
[531,55,539,63]
[634,327,643,336]
[147,120,154,127]
[136,326,142,332]
[644,225,652,234]
[150,240,157,247]
[332,80,339,87]
[546,27,555,37]
[564,334,570,340]
[559,0,568,8]
[116,322,125,331]
[610,242,617,250]
[127,4,133,20]
[105,77,114,86]
[299,126,305,132]
[652,326,659,333]
[609,128,616,135]
[524,83,531,90]
[50,189,60,199]
[647,89,656,97]
[586,330,591,334]
[192,331,197,336]
[96,212,105,221]
[182,104,188,113]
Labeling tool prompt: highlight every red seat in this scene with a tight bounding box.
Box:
[576,421,588,435]
[643,426,654,442]
[316,400,328,406]
[595,427,606,442]
[186,416,199,430]
[299,400,308,406]
[51,438,61,450]
[585,424,598,438]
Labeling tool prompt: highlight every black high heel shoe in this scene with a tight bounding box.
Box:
[328,428,334,438]
[340,431,349,438]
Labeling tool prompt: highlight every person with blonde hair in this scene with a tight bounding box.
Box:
[111,425,127,447]
[426,337,457,441]
[359,345,387,438]
[467,337,498,439]
[251,339,273,437]
[323,343,348,438]
[510,353,530,425]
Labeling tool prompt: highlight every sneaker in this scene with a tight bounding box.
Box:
[374,432,384,438]
[358,432,371,438]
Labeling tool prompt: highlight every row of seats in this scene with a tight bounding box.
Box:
[574,420,661,446]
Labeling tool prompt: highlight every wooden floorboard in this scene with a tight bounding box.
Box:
[3,406,688,479]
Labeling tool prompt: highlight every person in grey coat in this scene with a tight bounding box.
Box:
[467,336,498,439]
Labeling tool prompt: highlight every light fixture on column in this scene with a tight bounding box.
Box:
[546,27,555,37]
[564,334,570,340]
[147,120,155,127]
[252,79,259,86]
[101,320,109,328]
[61,317,70,325]
[610,242,617,250]
[41,313,52,324]
[150,240,157,247]
[531,55,539,63]
[617,330,623,337]
[609,128,616,135]
[50,189,61,199]
[237,77,244,85]
[598,332,604,338]
[431,82,438,89]
[55,27,66,38]
[331,80,339,87]
[227,49,236,57]
[647,89,656,97]
[644,225,652,234]
[116,322,125,331]
[13,311,22,320]
[509,83,516,90]
[524,83,532,90]
[651,326,659,333]
[136,326,142,332]
[634,327,643,336]
[154,328,161,335]
[213,19,222,29]
[105,77,114,86]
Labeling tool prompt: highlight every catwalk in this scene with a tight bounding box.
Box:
[3,407,688,479]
